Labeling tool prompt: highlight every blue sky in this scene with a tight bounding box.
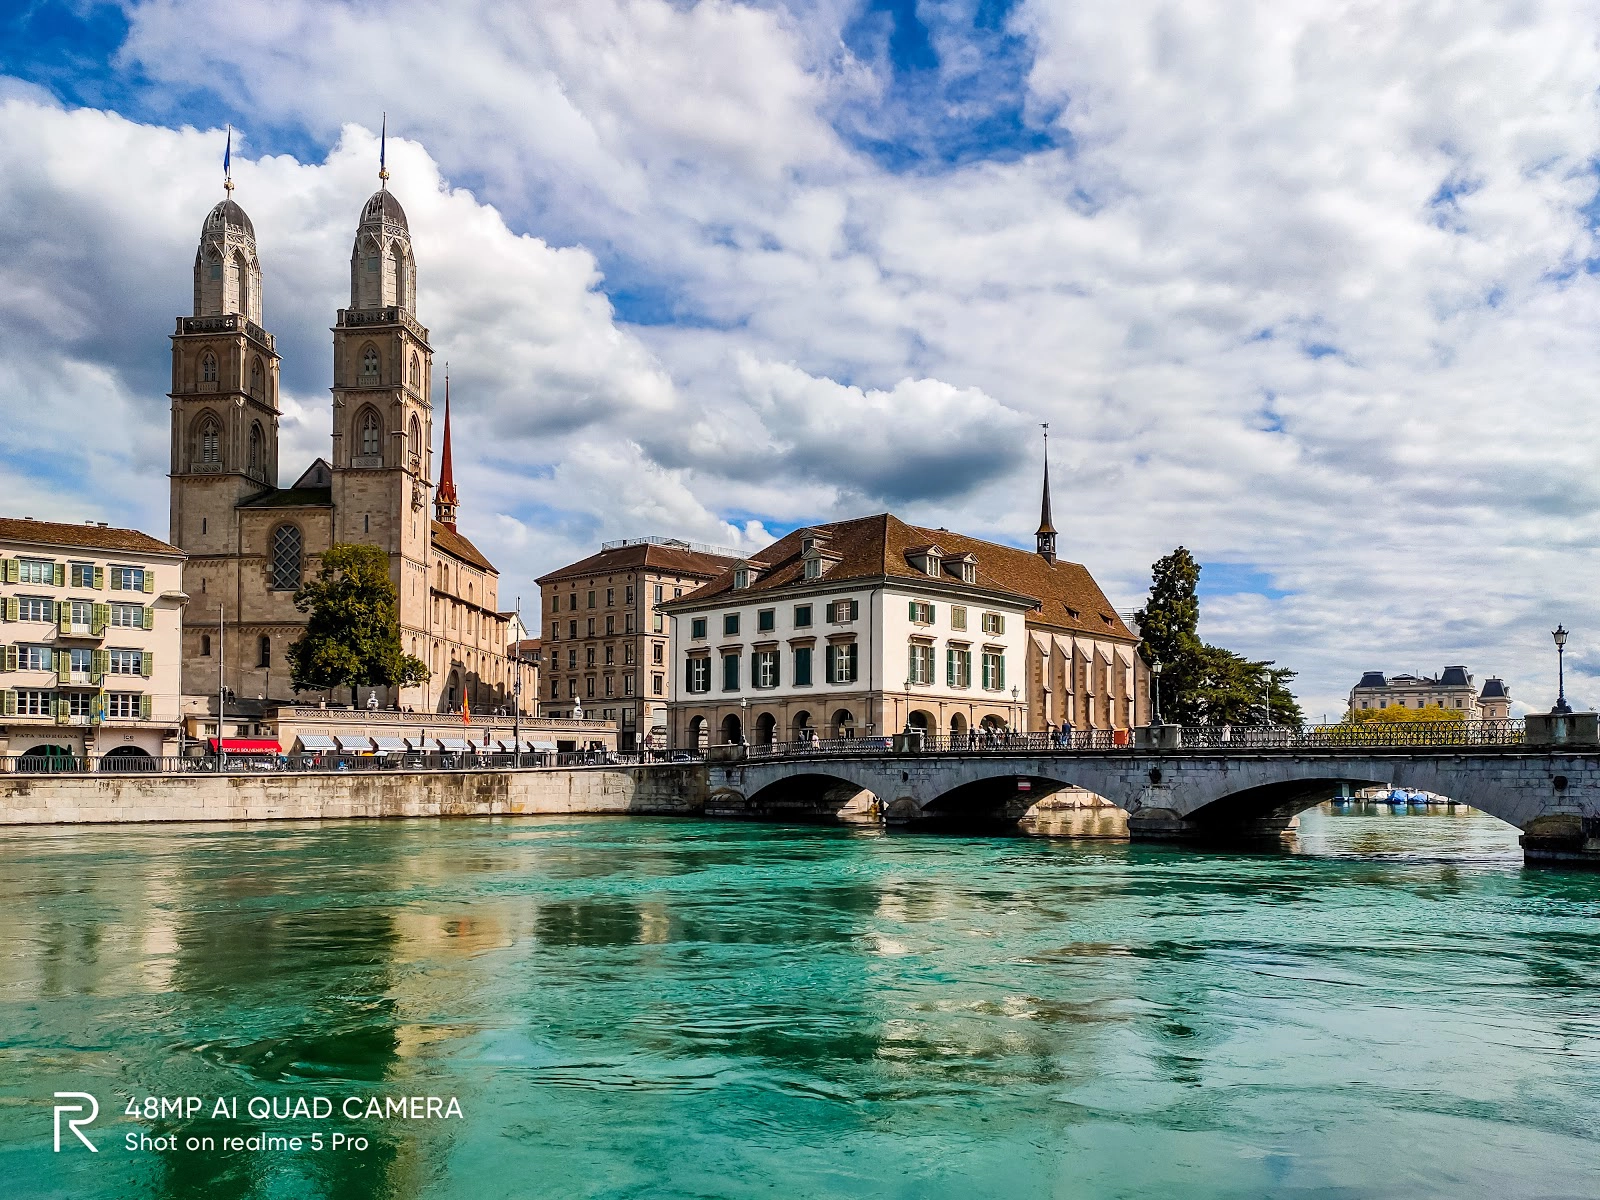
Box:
[3,0,1600,718]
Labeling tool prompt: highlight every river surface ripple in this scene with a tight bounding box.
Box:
[2,806,1598,1199]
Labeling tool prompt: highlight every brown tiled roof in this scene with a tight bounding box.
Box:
[536,541,741,586]
[238,486,333,509]
[670,513,1134,641]
[0,517,183,558]
[431,521,496,573]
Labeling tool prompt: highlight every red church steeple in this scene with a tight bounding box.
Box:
[435,372,458,529]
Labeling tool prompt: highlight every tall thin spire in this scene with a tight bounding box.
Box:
[378,112,389,189]
[435,367,458,529]
[223,124,234,194]
[1036,423,1057,564]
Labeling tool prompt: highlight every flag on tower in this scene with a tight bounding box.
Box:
[379,112,388,184]
[462,692,470,727]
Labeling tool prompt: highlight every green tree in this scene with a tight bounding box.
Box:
[286,543,429,705]
[1135,548,1304,726]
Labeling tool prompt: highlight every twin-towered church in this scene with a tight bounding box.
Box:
[168,170,520,714]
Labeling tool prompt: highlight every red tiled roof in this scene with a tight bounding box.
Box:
[0,517,183,557]
[669,513,1133,640]
[536,541,741,585]
[431,521,495,573]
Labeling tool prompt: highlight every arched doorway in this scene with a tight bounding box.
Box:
[99,746,155,772]
[831,709,855,739]
[754,712,777,746]
[445,670,461,713]
[791,710,813,743]
[20,744,77,772]
[687,716,707,753]
[721,713,743,745]
[908,710,932,730]
[950,712,968,741]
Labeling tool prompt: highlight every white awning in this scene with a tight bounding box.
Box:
[371,737,410,752]
[435,737,473,752]
[334,735,374,752]
[296,734,338,752]
[529,740,558,752]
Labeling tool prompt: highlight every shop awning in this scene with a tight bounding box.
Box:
[529,741,558,753]
[435,737,473,752]
[295,735,338,752]
[371,737,410,753]
[333,735,374,753]
[209,738,281,755]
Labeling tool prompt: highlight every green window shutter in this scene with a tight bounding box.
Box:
[93,566,104,590]
[4,597,15,623]
[57,604,70,633]
[142,571,154,594]
[141,606,154,631]
[908,643,917,683]
[3,558,16,583]
[141,651,152,678]
[2,689,13,716]
[91,603,108,634]
[109,571,122,591]
[946,648,955,686]
[850,600,859,620]
[140,693,152,720]
[53,563,65,588]
[908,600,916,621]
[56,650,70,684]
[997,657,1005,691]
[54,697,69,725]
[825,644,837,684]
[90,692,104,725]
[928,604,935,623]
[92,649,109,682]
[2,644,12,672]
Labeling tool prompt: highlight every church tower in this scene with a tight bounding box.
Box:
[169,170,282,599]
[328,152,434,667]
[1035,424,1057,565]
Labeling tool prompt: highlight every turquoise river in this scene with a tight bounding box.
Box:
[2,806,1599,1199]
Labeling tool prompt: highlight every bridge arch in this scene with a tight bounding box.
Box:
[730,770,882,822]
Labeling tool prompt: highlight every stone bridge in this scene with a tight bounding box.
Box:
[707,745,1600,864]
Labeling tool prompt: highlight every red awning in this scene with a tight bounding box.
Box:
[208,738,282,754]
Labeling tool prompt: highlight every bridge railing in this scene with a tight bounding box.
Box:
[1182,719,1525,749]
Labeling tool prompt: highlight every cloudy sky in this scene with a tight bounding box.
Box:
[3,0,1599,719]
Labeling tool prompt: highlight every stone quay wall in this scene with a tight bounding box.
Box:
[0,766,708,826]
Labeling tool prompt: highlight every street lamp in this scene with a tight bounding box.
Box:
[1151,660,1163,727]
[1010,684,1020,731]
[1552,625,1573,715]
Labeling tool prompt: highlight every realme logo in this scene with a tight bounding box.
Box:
[53,1092,98,1152]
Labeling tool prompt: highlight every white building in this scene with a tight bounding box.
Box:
[0,517,186,764]
[664,504,1145,748]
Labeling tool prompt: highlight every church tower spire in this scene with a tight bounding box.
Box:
[1036,423,1057,565]
[435,373,458,529]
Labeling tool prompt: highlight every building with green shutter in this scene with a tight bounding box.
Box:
[0,517,185,766]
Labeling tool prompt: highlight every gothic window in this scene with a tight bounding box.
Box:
[360,410,382,459]
[258,636,271,668]
[408,415,422,471]
[362,346,379,378]
[233,252,248,313]
[201,353,217,383]
[196,415,221,467]
[270,524,303,591]
[250,358,264,399]
[248,422,263,475]
[409,353,420,386]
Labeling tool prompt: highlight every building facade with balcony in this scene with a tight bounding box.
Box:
[0,517,185,764]
[1349,666,1511,719]
[662,501,1145,749]
[536,538,742,750]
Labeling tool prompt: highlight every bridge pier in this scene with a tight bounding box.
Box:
[1126,807,1297,845]
[1520,813,1600,866]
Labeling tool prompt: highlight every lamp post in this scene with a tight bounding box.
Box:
[740,695,749,745]
[1151,660,1163,727]
[1010,684,1020,732]
[1552,625,1572,715]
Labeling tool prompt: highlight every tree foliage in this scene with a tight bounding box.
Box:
[1135,548,1304,726]
[1349,703,1466,724]
[286,543,429,703]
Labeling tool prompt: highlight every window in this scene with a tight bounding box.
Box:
[605,616,615,636]
[951,606,968,631]
[587,591,596,609]
[960,561,977,585]
[258,635,271,668]
[410,352,421,386]
[16,689,52,716]
[981,612,1005,635]
[826,599,859,623]
[653,613,663,633]
[793,646,813,686]
[197,416,220,466]
[250,359,264,399]
[826,642,858,684]
[653,585,663,603]
[908,643,934,685]
[652,643,664,664]
[201,633,212,657]
[201,352,218,383]
[604,645,614,666]
[271,525,302,591]
[624,673,635,696]
[908,600,935,625]
[652,673,664,696]
[947,647,972,688]
[624,644,636,665]
[982,651,1006,691]
[69,562,96,588]
[754,650,779,688]
[625,614,635,634]
[551,593,561,613]
[18,559,54,585]
[17,597,52,622]
[722,653,740,692]
[793,604,812,628]
[360,410,382,457]
[686,657,711,693]
[110,602,144,628]
[626,586,635,605]
[606,588,615,607]
[803,557,822,581]
[586,678,595,699]
[691,617,707,640]
[586,618,595,637]
[362,347,379,377]
[757,609,776,633]
[585,648,596,668]
[107,692,141,720]
[17,644,50,671]
[551,679,560,699]
[604,676,614,697]
[733,568,749,590]
[568,593,578,612]
[674,588,683,598]
[110,566,146,591]
[723,613,740,636]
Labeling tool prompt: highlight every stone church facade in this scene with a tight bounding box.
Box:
[169,182,517,715]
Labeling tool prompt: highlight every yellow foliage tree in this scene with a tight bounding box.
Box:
[1348,703,1466,724]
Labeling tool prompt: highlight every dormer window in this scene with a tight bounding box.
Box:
[733,568,749,590]
[803,557,822,580]
[943,552,978,585]
[906,544,945,577]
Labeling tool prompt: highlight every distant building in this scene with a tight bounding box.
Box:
[1349,666,1510,719]
[536,537,743,750]
[0,517,186,763]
